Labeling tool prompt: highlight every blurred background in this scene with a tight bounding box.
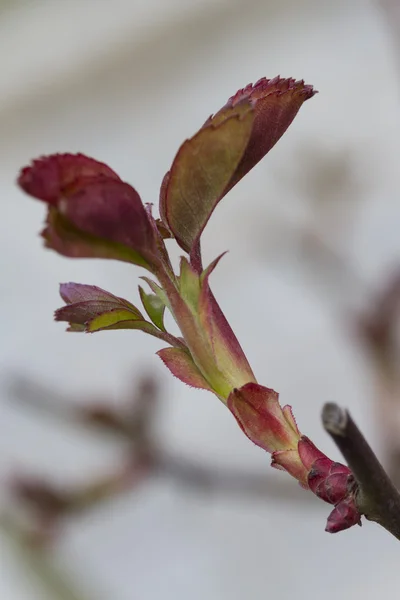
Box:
[1,0,400,598]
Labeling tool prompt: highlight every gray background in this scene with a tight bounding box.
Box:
[1,0,400,598]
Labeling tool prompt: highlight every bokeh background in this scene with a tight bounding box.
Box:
[1,0,400,598]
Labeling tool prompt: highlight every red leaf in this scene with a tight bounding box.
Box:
[42,208,151,267]
[58,179,158,263]
[18,153,120,205]
[19,153,159,268]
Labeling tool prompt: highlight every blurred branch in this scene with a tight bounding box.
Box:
[266,143,368,310]
[267,138,400,489]
[7,375,82,423]
[4,372,316,546]
[0,514,97,600]
[6,373,158,439]
[322,403,400,540]
[157,450,312,504]
[297,229,368,304]
[356,270,400,376]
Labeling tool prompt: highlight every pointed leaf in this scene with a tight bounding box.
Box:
[139,286,166,331]
[157,347,212,391]
[140,277,170,311]
[160,77,315,253]
[215,77,316,191]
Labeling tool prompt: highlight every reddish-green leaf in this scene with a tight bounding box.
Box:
[56,282,186,348]
[161,100,254,252]
[157,347,212,391]
[42,208,151,267]
[160,77,315,253]
[214,77,316,191]
[55,283,143,331]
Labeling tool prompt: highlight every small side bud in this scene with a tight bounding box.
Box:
[325,497,361,533]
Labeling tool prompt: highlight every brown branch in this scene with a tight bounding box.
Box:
[322,402,400,540]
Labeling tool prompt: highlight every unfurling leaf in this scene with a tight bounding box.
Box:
[160,77,315,253]
[56,282,186,348]
[140,277,170,311]
[55,283,144,331]
[157,347,212,391]
[139,286,166,331]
